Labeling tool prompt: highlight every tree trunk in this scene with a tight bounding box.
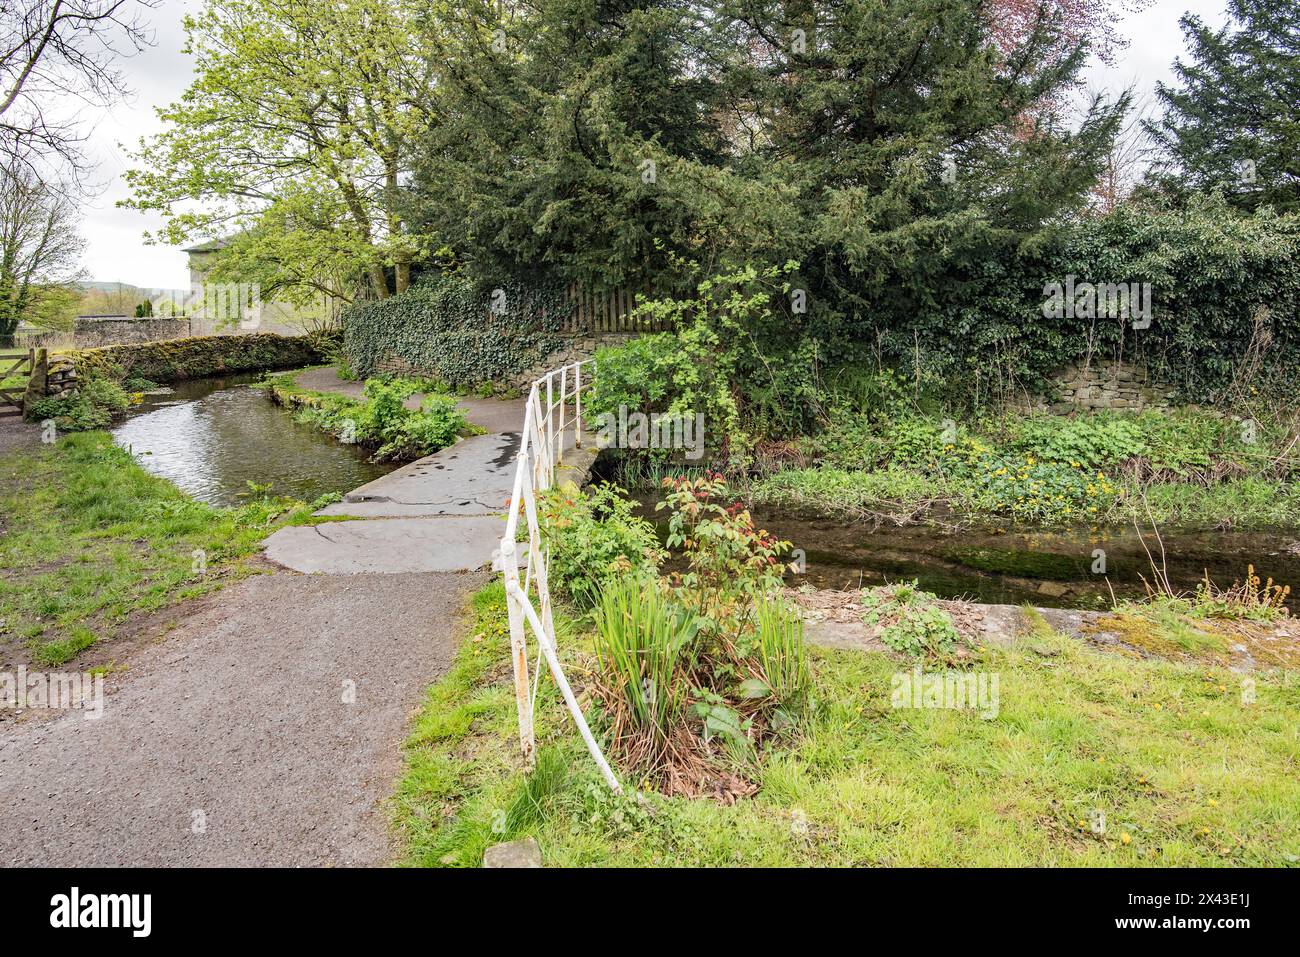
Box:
[367,263,390,300]
[395,259,410,295]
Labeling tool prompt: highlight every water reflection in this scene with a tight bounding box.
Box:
[112,372,393,507]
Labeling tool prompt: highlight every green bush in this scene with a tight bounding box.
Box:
[867,197,1300,407]
[27,374,131,432]
[971,454,1119,523]
[538,481,661,605]
[1011,415,1147,470]
[860,582,961,658]
[276,373,470,462]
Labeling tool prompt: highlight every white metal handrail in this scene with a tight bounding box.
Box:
[492,359,622,793]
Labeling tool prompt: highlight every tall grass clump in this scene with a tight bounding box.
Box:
[752,596,811,709]
[591,578,701,774]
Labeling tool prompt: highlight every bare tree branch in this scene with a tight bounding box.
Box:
[0,0,158,181]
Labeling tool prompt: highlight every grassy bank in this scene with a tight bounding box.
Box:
[265,367,478,462]
[393,581,1300,867]
[747,466,1300,530]
[0,433,331,667]
[734,405,1300,530]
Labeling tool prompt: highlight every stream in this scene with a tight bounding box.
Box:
[107,375,1300,610]
[630,492,1300,611]
[111,371,394,507]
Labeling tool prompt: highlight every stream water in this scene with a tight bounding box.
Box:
[107,375,1300,609]
[630,492,1300,611]
[111,372,394,507]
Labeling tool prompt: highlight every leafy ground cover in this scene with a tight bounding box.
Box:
[0,433,337,666]
[393,579,1300,867]
[264,368,476,461]
[743,403,1300,530]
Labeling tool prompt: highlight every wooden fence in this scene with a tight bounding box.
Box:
[558,284,673,333]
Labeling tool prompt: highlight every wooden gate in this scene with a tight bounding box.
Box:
[0,349,34,412]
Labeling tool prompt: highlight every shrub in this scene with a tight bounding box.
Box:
[272,373,470,461]
[972,454,1119,523]
[1011,415,1147,470]
[538,482,661,605]
[657,473,793,634]
[26,374,131,432]
[864,197,1300,407]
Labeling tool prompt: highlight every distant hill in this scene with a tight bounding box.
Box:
[78,281,180,299]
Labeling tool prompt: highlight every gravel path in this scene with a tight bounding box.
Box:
[0,408,39,454]
[0,571,486,866]
[0,364,526,866]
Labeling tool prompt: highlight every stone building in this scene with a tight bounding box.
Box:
[181,238,340,337]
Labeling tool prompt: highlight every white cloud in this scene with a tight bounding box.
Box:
[1082,0,1231,112]
[74,0,195,289]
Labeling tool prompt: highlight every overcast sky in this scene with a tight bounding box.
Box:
[73,0,1230,290]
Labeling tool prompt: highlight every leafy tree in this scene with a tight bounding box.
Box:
[1145,0,1300,212]
[408,0,746,290]
[124,0,436,301]
[410,1,1124,325]
[713,0,1125,342]
[988,0,1152,66]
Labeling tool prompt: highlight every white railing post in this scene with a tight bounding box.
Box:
[558,365,568,461]
[496,358,618,791]
[574,362,583,448]
[499,465,535,765]
[545,375,554,469]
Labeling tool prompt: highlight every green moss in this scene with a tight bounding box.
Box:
[67,333,320,385]
[946,546,1087,580]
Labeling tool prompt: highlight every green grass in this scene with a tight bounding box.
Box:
[394,582,1300,866]
[0,432,330,666]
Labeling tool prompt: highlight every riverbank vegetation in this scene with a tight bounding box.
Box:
[0,433,336,667]
[394,577,1300,867]
[265,368,476,462]
[737,399,1300,530]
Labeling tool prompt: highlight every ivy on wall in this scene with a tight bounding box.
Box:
[341,272,576,386]
[859,197,1300,406]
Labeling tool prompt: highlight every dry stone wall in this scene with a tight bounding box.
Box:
[1042,360,1177,413]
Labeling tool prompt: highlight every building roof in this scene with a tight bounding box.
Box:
[181,237,232,254]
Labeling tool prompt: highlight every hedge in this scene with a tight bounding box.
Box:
[863,196,1300,405]
[341,272,572,385]
[67,333,321,384]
